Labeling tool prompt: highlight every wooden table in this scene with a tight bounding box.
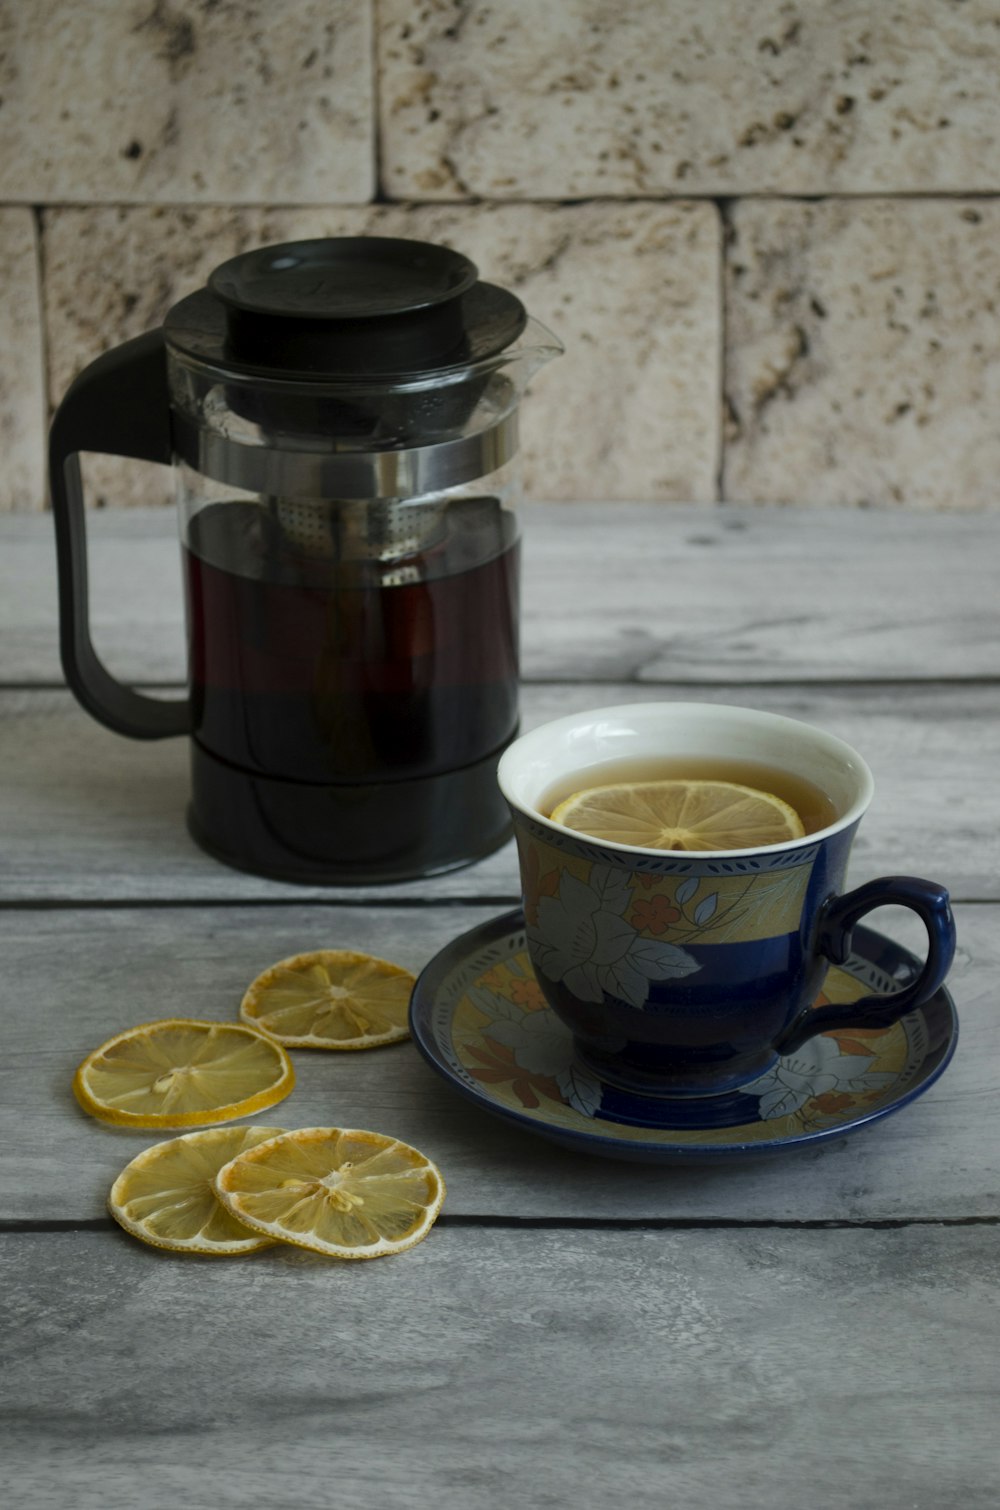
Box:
[2,503,998,1508]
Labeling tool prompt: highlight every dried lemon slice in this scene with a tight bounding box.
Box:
[74,1019,295,1129]
[239,950,415,1050]
[550,779,806,852]
[109,1125,285,1255]
[214,1126,445,1260]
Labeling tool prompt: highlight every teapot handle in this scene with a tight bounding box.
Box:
[49,330,191,739]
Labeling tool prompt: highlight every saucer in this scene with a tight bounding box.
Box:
[409,909,959,1163]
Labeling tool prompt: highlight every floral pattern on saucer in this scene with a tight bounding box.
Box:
[453,952,913,1142]
[413,915,953,1156]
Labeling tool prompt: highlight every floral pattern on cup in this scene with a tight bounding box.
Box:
[527,863,701,1010]
[518,834,815,989]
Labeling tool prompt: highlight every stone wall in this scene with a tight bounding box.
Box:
[3,0,998,510]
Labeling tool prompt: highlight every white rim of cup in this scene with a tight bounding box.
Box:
[497,702,875,858]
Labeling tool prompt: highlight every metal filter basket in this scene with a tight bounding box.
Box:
[270,494,449,572]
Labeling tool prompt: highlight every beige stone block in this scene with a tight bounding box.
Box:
[0,0,373,204]
[379,202,722,502]
[44,201,722,505]
[724,199,1000,510]
[45,206,377,507]
[0,210,46,512]
[379,0,1000,198]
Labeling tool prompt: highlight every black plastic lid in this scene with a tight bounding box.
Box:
[165,236,527,380]
[209,238,478,320]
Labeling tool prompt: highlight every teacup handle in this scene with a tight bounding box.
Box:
[774,876,956,1056]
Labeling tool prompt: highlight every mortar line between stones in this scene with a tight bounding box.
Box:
[370,0,386,202]
[714,197,732,504]
[12,191,1000,213]
[31,204,52,505]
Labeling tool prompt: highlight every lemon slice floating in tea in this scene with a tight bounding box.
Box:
[213,1126,446,1260]
[109,1125,285,1255]
[239,950,415,1050]
[550,779,806,851]
[74,1019,295,1129]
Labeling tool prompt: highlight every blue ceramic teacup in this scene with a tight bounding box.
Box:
[497,703,956,1097]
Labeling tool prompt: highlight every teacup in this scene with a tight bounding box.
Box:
[497,702,956,1097]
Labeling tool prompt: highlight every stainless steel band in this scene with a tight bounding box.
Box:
[171,411,519,499]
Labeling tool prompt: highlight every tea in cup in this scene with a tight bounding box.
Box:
[497,702,956,1097]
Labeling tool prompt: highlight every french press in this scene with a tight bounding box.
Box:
[49,238,561,882]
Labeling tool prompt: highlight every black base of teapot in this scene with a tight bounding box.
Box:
[186,737,514,886]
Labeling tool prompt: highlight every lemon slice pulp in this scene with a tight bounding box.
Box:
[550,779,806,851]
[239,950,415,1050]
[214,1126,446,1260]
[109,1125,285,1255]
[74,1019,295,1128]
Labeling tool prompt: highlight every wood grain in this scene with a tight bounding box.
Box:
[2,504,998,685]
[3,1227,997,1509]
[3,501,996,1504]
[1,901,992,1225]
[0,683,994,902]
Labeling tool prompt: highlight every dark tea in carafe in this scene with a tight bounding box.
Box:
[183,495,520,787]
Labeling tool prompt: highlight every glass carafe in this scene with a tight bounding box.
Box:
[49,238,561,882]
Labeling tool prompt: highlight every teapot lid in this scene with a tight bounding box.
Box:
[164,237,527,380]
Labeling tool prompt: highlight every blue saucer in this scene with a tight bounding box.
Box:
[409,909,959,1163]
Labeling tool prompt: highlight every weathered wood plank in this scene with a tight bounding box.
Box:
[3,1226,997,1510]
[2,504,998,684]
[521,503,1000,684]
[0,683,993,902]
[0,507,186,686]
[0,901,991,1224]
